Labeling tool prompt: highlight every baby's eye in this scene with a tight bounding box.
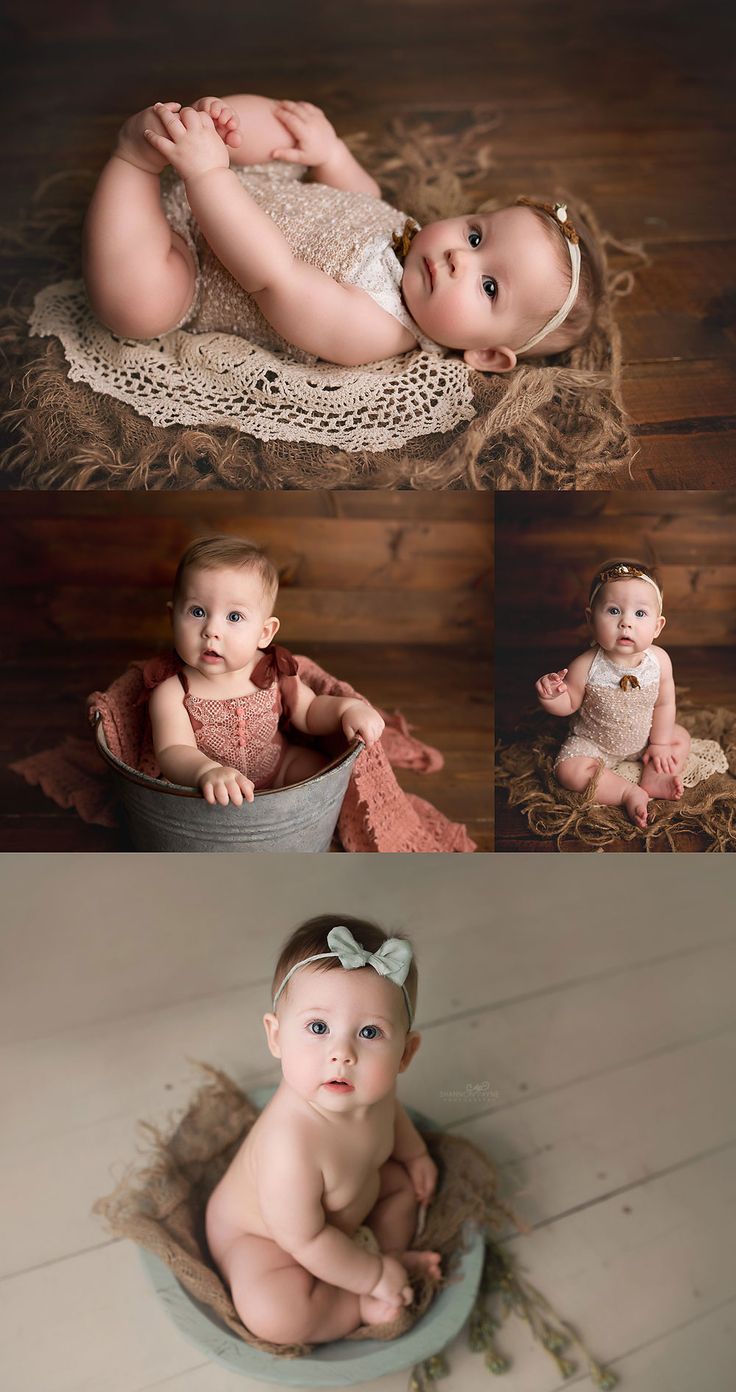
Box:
[482,276,498,301]
[467,227,482,249]
[359,1025,383,1040]
[189,605,206,619]
[227,611,243,623]
[635,609,647,618]
[307,1020,329,1035]
[607,606,621,616]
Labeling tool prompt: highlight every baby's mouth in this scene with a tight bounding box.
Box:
[423,257,435,291]
[324,1078,355,1092]
[201,649,224,662]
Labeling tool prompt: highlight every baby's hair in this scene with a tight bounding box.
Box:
[527,201,604,352]
[272,914,418,1024]
[589,558,663,609]
[173,535,279,611]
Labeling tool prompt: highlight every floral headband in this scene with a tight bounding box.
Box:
[272,925,414,1027]
[589,563,663,613]
[515,199,582,354]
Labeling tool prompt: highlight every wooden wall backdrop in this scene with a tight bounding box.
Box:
[1,0,734,488]
[1,494,492,649]
[496,492,736,650]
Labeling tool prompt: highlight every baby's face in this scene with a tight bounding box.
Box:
[401,206,570,370]
[266,966,417,1114]
[587,579,665,658]
[171,565,278,677]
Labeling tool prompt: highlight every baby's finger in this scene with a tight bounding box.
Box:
[153,103,184,132]
[226,779,244,808]
[143,129,174,155]
[237,775,255,804]
[402,1284,413,1306]
[201,781,216,805]
[271,146,306,162]
[214,783,230,807]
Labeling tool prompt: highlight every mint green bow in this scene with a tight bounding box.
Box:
[327,925,413,986]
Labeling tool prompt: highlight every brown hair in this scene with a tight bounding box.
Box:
[589,558,662,608]
[271,914,418,1026]
[526,201,604,354]
[172,535,279,611]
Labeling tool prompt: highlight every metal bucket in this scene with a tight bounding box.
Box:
[94,719,362,853]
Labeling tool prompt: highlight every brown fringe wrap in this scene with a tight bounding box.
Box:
[1,113,643,490]
[93,1064,616,1387]
[497,701,736,851]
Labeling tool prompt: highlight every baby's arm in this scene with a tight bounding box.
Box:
[393,1101,438,1205]
[286,676,386,748]
[149,676,255,805]
[257,1145,410,1306]
[143,107,416,365]
[269,99,381,198]
[535,650,594,717]
[643,648,678,771]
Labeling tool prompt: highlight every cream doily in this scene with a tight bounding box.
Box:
[29,280,476,452]
[613,738,729,788]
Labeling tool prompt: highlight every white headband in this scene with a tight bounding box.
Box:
[273,925,414,1027]
[589,564,663,614]
[515,201,582,355]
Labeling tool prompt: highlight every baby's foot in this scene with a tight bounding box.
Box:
[639,767,684,801]
[401,1250,442,1281]
[191,96,242,148]
[621,784,651,829]
[115,103,183,174]
[358,1291,407,1326]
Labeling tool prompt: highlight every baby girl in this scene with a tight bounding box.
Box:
[535,561,691,829]
[205,915,440,1344]
[149,535,384,806]
[83,92,599,370]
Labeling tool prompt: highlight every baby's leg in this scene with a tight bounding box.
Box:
[82,104,197,338]
[193,94,299,166]
[639,724,691,801]
[221,1232,363,1344]
[365,1160,442,1283]
[556,756,651,830]
[274,744,328,788]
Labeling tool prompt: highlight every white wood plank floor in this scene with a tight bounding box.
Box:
[1,857,734,1392]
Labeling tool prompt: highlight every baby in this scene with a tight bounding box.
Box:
[205,915,441,1345]
[535,560,692,829]
[149,535,384,805]
[83,93,600,370]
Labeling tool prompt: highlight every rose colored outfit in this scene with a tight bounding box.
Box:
[555,646,661,769]
[179,644,300,790]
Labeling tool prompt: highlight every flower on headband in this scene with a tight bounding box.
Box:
[516,196,580,246]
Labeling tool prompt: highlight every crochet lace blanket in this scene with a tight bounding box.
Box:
[11,653,475,853]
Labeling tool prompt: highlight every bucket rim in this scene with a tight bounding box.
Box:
[92,713,363,800]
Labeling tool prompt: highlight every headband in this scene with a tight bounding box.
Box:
[589,563,663,613]
[272,925,414,1027]
[514,199,582,354]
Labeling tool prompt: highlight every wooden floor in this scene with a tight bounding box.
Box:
[495,647,736,852]
[2,857,734,1391]
[1,0,734,488]
[1,642,492,852]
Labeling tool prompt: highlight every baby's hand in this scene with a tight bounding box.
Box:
[144,104,230,182]
[191,96,242,149]
[271,99,341,167]
[198,765,255,807]
[341,701,385,749]
[405,1151,438,1205]
[642,742,677,774]
[370,1255,413,1310]
[536,669,569,700]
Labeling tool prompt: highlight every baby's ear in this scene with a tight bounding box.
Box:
[259,615,281,649]
[655,614,667,637]
[398,1031,421,1072]
[463,345,517,373]
[263,1012,282,1058]
[166,600,174,627]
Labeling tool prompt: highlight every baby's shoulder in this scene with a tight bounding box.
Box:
[567,648,597,681]
[148,672,184,709]
[649,645,672,673]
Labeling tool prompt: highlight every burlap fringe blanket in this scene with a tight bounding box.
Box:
[93,1064,617,1389]
[1,111,642,490]
[10,651,476,852]
[497,701,736,851]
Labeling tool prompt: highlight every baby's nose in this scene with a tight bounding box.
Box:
[331,1039,356,1063]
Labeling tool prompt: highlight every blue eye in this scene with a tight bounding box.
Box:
[359,1025,382,1040]
[189,606,205,618]
[607,607,620,616]
[482,276,498,300]
[227,611,243,623]
[467,228,482,248]
[308,1020,328,1035]
[635,610,647,618]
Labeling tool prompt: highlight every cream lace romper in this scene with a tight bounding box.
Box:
[555,646,661,769]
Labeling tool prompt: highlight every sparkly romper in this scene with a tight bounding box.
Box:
[179,645,300,790]
[555,647,661,769]
[162,163,441,360]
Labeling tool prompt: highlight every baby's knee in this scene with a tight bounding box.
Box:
[232,1268,314,1345]
[555,757,598,792]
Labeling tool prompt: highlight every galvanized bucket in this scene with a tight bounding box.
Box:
[94,718,362,853]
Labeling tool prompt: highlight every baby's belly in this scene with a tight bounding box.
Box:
[325,1169,382,1236]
